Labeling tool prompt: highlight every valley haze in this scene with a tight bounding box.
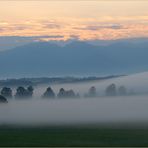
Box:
[0,72,148,126]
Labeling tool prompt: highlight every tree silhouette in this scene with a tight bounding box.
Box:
[27,86,34,97]
[57,88,77,98]
[88,86,97,97]
[84,86,97,98]
[0,95,8,103]
[42,87,55,98]
[15,86,34,99]
[1,87,12,98]
[105,84,117,96]
[15,86,27,98]
[65,89,76,98]
[57,88,66,98]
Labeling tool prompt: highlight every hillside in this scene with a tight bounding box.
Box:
[0,41,148,77]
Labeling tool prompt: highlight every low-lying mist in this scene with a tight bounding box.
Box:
[1,72,148,126]
[1,96,148,126]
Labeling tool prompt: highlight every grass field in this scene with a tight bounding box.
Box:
[0,126,148,146]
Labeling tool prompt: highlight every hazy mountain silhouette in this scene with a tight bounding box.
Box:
[0,40,148,78]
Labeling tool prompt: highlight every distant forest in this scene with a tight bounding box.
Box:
[0,75,122,87]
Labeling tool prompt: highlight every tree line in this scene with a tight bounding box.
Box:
[0,84,129,103]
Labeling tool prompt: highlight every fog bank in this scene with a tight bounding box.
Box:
[0,95,148,126]
[1,72,148,126]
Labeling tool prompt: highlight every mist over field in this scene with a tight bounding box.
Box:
[1,1,148,147]
[0,72,148,126]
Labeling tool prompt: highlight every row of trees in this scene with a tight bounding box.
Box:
[42,84,127,98]
[0,86,34,99]
[0,84,128,101]
[106,84,127,96]
[42,87,80,98]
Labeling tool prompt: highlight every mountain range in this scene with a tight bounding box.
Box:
[0,40,148,78]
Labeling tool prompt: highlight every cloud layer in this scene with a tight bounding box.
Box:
[0,16,148,40]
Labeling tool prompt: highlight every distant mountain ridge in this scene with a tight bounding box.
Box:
[0,40,148,78]
[1,36,148,51]
[0,75,120,87]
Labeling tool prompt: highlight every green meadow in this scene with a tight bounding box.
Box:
[0,126,148,147]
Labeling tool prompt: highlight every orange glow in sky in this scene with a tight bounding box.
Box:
[0,1,148,40]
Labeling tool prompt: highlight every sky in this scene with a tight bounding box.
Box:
[0,0,148,41]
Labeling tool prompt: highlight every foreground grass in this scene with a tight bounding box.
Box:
[0,126,148,146]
